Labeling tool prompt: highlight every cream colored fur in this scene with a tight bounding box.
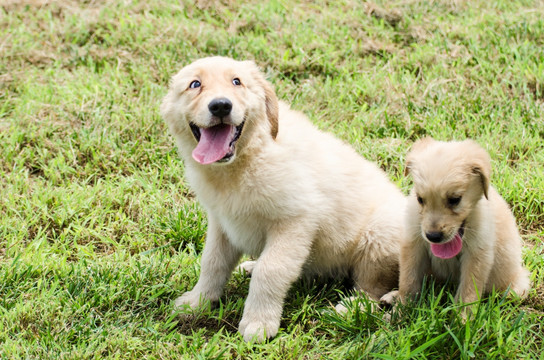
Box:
[381,138,530,308]
[160,56,406,342]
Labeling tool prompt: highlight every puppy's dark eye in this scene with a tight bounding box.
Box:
[189,80,201,89]
[417,196,424,205]
[448,196,462,207]
[232,78,241,86]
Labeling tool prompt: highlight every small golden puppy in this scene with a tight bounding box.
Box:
[381,138,530,307]
[161,57,406,342]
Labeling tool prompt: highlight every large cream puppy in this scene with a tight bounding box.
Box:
[381,138,530,307]
[160,56,406,342]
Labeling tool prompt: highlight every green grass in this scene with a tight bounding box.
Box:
[1,0,543,358]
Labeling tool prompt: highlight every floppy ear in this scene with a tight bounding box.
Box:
[405,137,435,176]
[245,61,279,139]
[466,141,491,199]
[472,165,490,199]
[263,80,279,139]
[404,158,413,177]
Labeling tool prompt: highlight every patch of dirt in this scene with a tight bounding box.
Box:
[1,0,105,12]
[519,220,544,237]
[364,2,403,27]
[522,282,544,312]
[527,77,544,101]
[356,39,397,58]
[174,306,240,337]
[278,61,339,82]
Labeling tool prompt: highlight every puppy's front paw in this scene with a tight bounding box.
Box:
[173,290,211,311]
[380,290,401,305]
[239,316,279,342]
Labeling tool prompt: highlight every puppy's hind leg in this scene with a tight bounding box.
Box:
[346,228,402,313]
[336,252,397,316]
[352,250,400,302]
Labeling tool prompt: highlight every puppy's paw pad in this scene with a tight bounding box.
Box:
[236,260,257,275]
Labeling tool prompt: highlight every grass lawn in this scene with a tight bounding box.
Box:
[1,0,543,358]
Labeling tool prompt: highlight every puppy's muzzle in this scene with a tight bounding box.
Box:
[208,97,232,118]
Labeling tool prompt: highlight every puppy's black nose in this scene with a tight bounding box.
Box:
[208,98,232,118]
[425,231,444,243]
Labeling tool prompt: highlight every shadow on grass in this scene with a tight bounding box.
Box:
[171,274,351,338]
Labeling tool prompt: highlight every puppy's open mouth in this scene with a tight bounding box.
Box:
[430,221,465,259]
[190,121,245,164]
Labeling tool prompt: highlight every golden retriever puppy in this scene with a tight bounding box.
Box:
[381,138,530,308]
[160,56,406,342]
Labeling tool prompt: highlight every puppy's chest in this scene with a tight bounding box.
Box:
[217,212,267,256]
[200,187,275,257]
[429,250,461,282]
[189,169,302,256]
[207,188,297,256]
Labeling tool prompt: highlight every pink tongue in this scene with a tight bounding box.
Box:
[430,233,463,259]
[192,124,235,164]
